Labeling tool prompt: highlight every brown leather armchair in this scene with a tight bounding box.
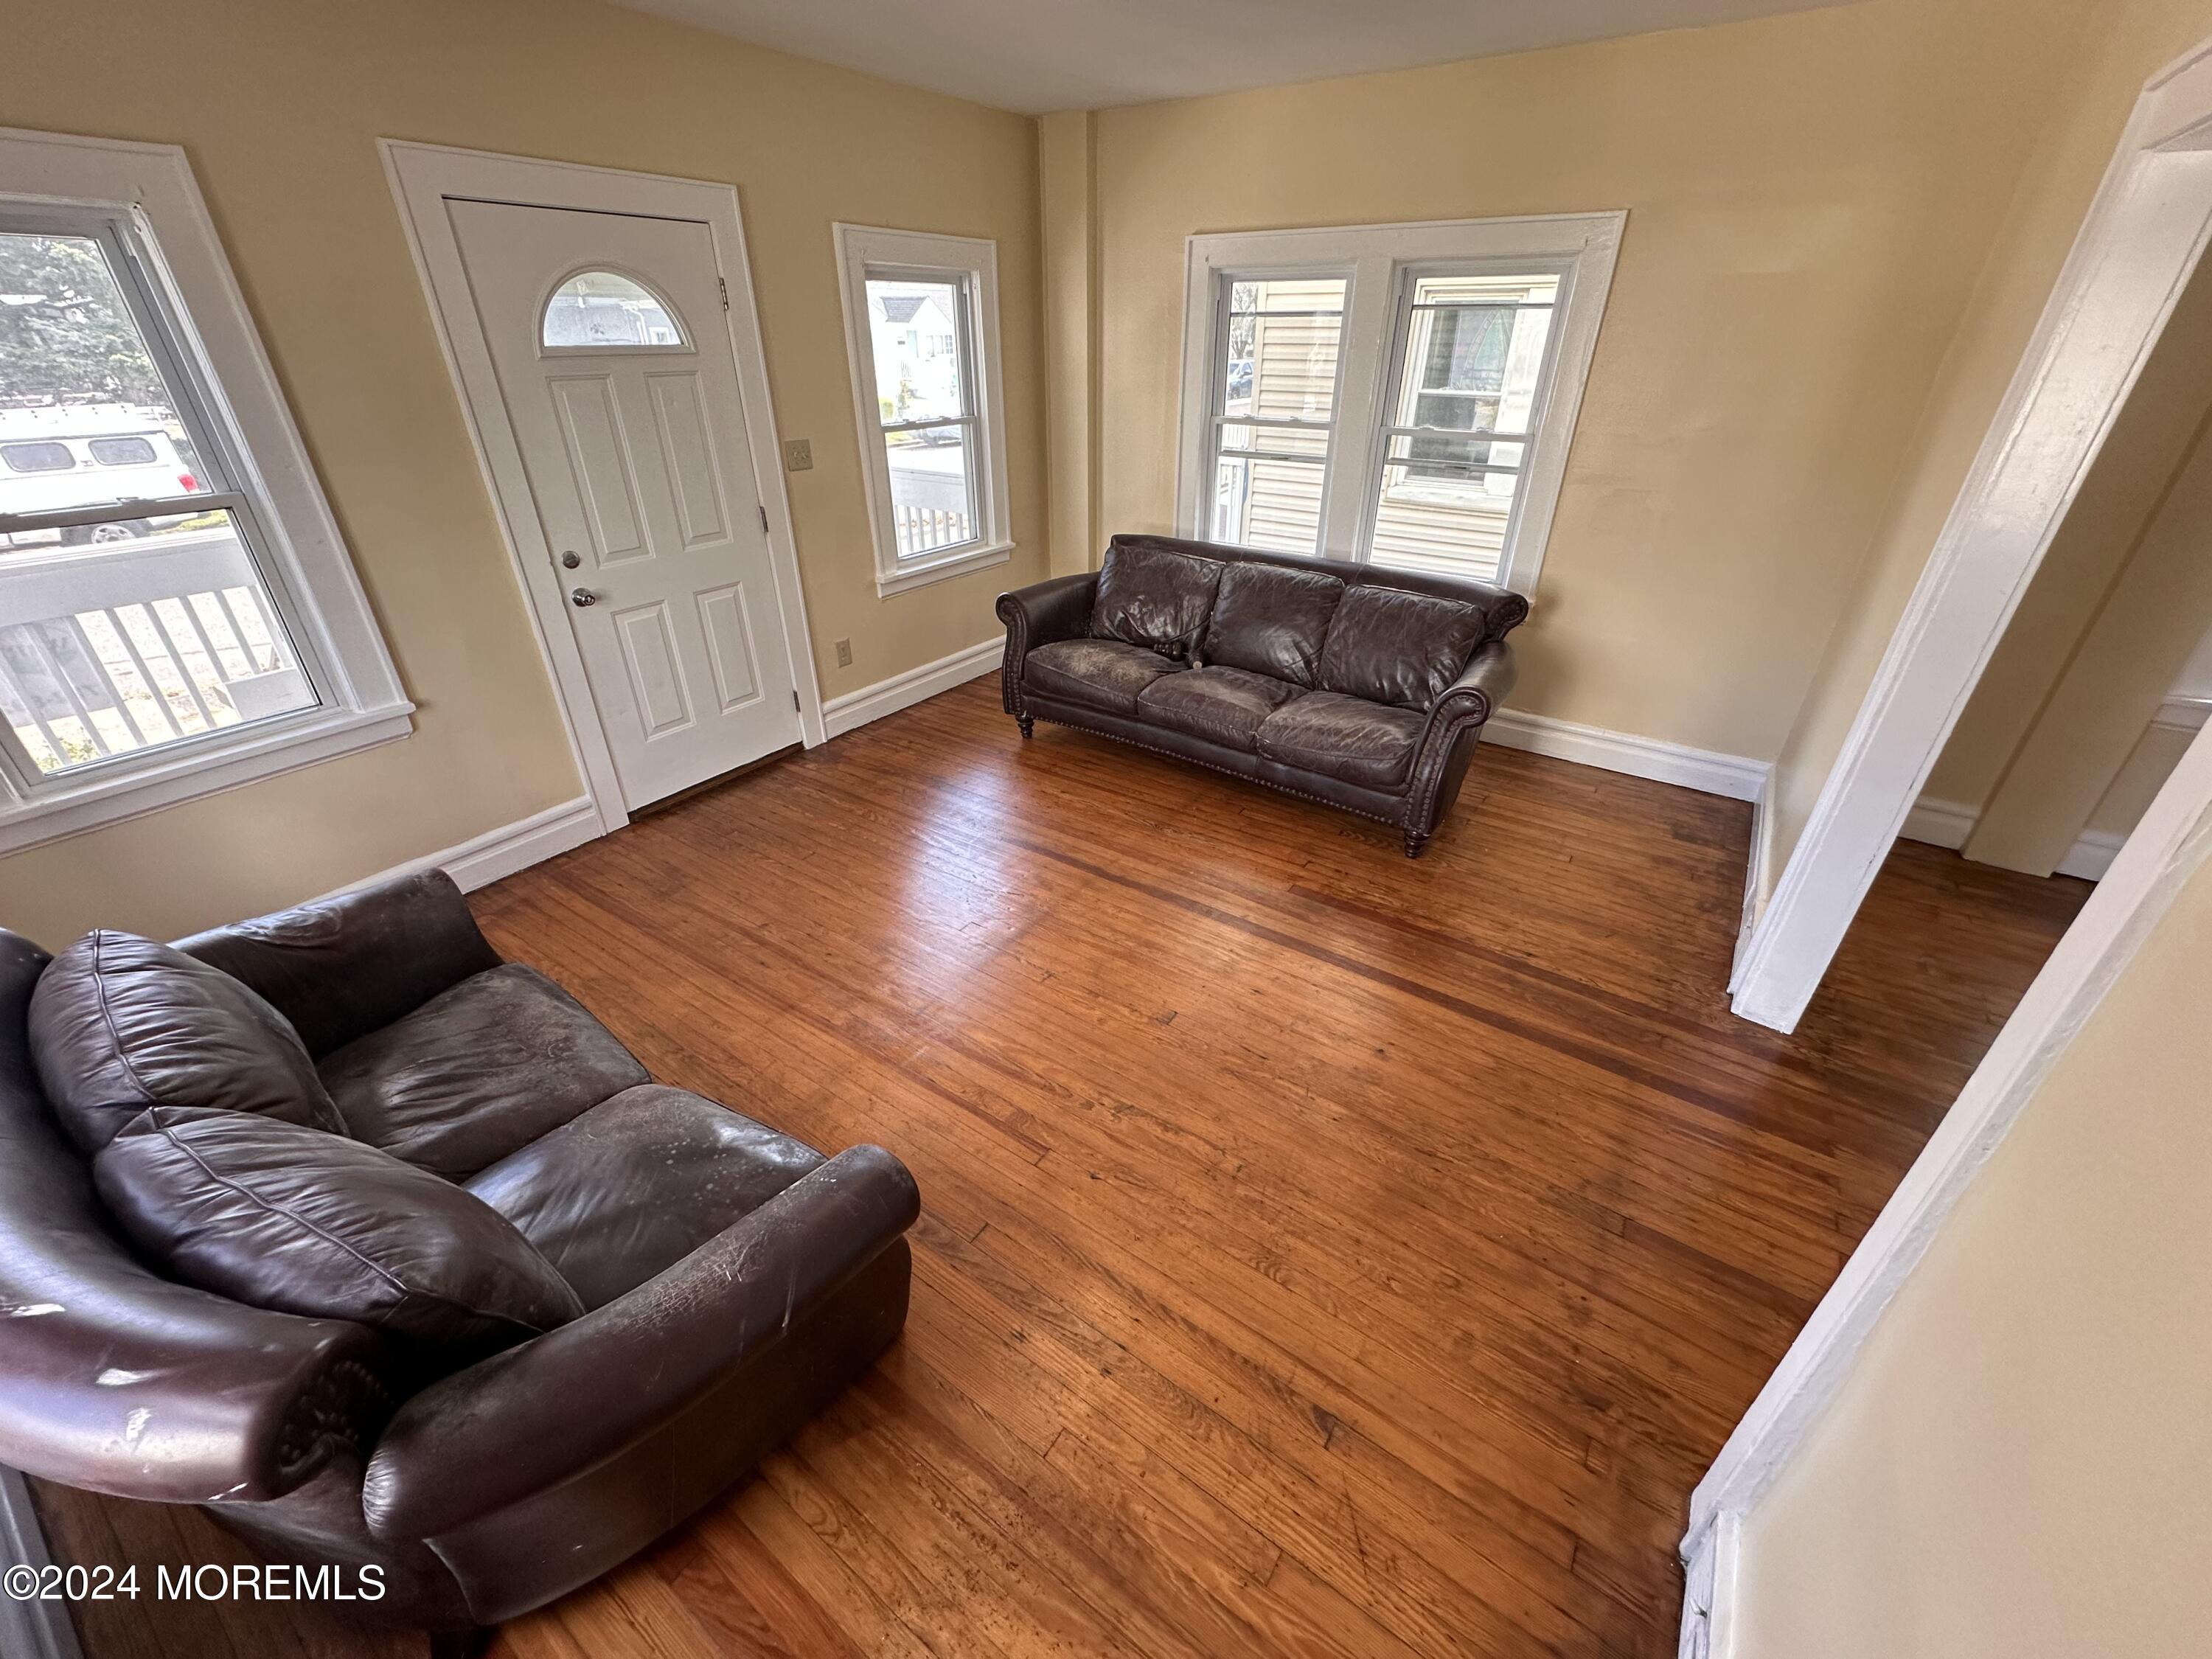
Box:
[0,874,917,1644]
[999,534,1528,855]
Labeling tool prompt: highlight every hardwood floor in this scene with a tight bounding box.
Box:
[35,678,2088,1658]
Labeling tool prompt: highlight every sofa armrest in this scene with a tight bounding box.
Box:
[1423,639,1517,738]
[997,573,1097,714]
[176,871,502,1058]
[359,1144,920,1541]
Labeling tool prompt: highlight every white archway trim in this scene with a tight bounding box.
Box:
[1730,36,2212,1033]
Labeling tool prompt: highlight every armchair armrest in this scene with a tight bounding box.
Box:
[997,573,1097,714]
[1,931,385,1504]
[359,1144,920,1541]
[176,871,501,1058]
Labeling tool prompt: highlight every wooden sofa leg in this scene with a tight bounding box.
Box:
[1402,829,1430,859]
[1018,714,1034,740]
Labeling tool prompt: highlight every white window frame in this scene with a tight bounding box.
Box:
[832,224,1013,597]
[1175,213,1624,595]
[0,128,410,855]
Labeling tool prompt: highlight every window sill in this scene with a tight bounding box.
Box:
[874,539,1015,598]
[0,701,416,858]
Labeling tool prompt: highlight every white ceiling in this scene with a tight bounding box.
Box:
[614,0,1846,115]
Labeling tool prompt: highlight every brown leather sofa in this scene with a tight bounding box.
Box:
[998,534,1529,855]
[0,872,917,1647]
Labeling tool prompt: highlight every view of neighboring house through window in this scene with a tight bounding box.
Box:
[1207,278,1347,556]
[868,274,975,557]
[834,223,1012,596]
[540,269,684,349]
[1369,273,1557,579]
[1179,218,1619,594]
[0,218,317,779]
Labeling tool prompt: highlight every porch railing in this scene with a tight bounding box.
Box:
[0,526,311,776]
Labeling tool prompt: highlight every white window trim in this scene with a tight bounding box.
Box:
[0,127,411,855]
[1174,212,1624,595]
[832,224,1014,597]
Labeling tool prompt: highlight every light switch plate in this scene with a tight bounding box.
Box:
[784,438,813,471]
[835,639,853,667]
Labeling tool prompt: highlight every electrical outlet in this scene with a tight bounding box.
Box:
[784,438,813,472]
[835,639,853,667]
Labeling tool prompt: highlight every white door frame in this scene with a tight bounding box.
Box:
[1730,36,2212,1032]
[380,140,825,838]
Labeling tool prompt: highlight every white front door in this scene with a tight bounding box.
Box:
[448,199,800,810]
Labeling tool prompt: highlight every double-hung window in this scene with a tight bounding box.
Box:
[0,128,408,852]
[833,225,1012,597]
[1178,215,1621,593]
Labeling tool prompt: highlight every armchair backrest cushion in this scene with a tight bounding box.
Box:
[1315,585,1493,712]
[95,1106,582,1368]
[1201,562,1346,686]
[178,871,502,1060]
[1089,541,1222,661]
[29,931,345,1155]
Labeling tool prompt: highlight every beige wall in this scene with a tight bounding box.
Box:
[0,0,1044,945]
[1039,111,1099,577]
[1084,0,2091,763]
[1764,0,2212,891]
[1736,812,2212,1658]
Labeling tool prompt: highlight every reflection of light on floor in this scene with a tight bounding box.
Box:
[888,754,1021,1005]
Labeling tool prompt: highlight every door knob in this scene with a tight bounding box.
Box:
[570,587,597,608]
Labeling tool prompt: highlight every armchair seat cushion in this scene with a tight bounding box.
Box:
[1137,665,1302,751]
[1023,639,1183,716]
[1257,692,1425,789]
[465,1085,824,1310]
[319,964,648,1181]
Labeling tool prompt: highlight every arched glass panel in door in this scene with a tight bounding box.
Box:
[542,270,686,349]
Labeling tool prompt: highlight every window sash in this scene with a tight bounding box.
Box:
[867,262,983,561]
[1201,271,1350,557]
[0,206,333,795]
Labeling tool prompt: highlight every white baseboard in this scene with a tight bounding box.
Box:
[1900,793,1977,849]
[1731,775,1775,992]
[1483,708,1770,802]
[1677,1509,1742,1659]
[2056,826,2126,880]
[327,795,602,901]
[1903,796,2121,879]
[823,639,1000,740]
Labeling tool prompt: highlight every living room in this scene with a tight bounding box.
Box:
[4,1,2212,1655]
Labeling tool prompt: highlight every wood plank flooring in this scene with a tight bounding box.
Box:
[35,678,2088,1658]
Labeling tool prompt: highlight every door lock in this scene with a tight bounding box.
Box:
[570,587,597,608]
[559,550,582,569]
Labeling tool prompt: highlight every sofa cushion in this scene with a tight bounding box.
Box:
[1138,666,1302,751]
[1200,563,1345,686]
[1024,639,1183,716]
[1316,585,1491,711]
[1257,692,1425,790]
[318,964,648,1181]
[95,1105,582,1367]
[29,931,344,1155]
[1089,542,1222,661]
[466,1084,824,1310]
